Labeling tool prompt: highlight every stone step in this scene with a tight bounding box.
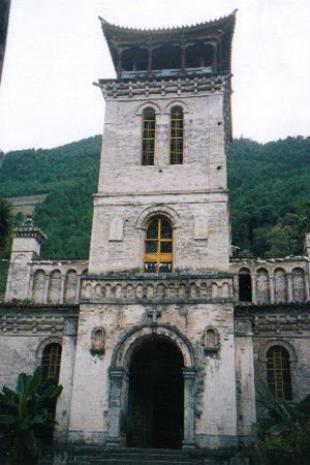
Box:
[67,457,199,465]
[39,446,249,465]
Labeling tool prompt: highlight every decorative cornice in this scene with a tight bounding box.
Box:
[0,305,79,334]
[0,314,64,334]
[96,75,228,99]
[253,313,310,334]
[235,303,310,314]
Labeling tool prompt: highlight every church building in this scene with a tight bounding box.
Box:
[1,10,310,464]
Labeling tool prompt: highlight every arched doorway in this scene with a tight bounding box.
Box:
[127,336,184,449]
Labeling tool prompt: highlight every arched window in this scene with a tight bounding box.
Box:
[41,343,62,383]
[238,268,252,302]
[142,107,156,165]
[144,216,172,273]
[170,106,184,164]
[267,346,292,400]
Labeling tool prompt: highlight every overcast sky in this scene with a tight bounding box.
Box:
[0,0,309,152]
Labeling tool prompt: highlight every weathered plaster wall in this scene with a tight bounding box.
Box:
[0,306,78,442]
[68,301,239,448]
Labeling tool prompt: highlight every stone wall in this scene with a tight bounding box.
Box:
[89,82,231,275]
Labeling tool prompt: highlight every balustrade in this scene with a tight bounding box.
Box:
[80,275,233,303]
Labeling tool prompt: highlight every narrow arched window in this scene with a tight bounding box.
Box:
[142,107,156,165]
[144,216,172,273]
[170,106,184,164]
[238,268,252,302]
[267,346,292,400]
[41,343,62,383]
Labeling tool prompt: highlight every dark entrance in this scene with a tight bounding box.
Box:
[127,336,184,449]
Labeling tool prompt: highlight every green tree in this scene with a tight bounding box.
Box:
[0,196,12,253]
[0,368,62,465]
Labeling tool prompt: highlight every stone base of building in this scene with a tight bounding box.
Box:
[39,443,251,465]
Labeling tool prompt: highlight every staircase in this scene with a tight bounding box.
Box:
[39,446,250,465]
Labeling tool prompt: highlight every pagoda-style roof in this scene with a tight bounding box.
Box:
[100,10,236,77]
[100,10,236,36]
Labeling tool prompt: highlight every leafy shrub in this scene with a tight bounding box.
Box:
[0,368,62,465]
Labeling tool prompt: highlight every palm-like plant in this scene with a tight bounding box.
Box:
[255,380,310,465]
[0,196,13,252]
[0,367,62,465]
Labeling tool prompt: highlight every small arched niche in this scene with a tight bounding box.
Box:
[90,327,106,356]
[203,327,220,354]
[292,267,306,302]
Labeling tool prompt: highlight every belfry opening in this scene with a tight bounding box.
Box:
[127,336,184,449]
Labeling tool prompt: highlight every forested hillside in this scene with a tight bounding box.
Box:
[228,137,310,257]
[1,135,310,262]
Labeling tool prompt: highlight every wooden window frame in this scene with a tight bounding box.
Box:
[41,342,62,383]
[144,216,173,273]
[142,107,156,165]
[170,106,184,165]
[267,345,292,400]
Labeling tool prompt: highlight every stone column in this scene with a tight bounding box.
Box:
[233,274,239,301]
[76,276,82,303]
[270,274,275,303]
[182,367,196,449]
[107,368,125,448]
[28,274,34,300]
[305,273,310,301]
[287,274,293,302]
[60,275,65,304]
[44,274,50,304]
[235,317,256,442]
[251,274,257,304]
[54,317,77,443]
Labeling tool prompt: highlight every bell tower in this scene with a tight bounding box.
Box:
[89,12,236,274]
[69,11,256,451]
